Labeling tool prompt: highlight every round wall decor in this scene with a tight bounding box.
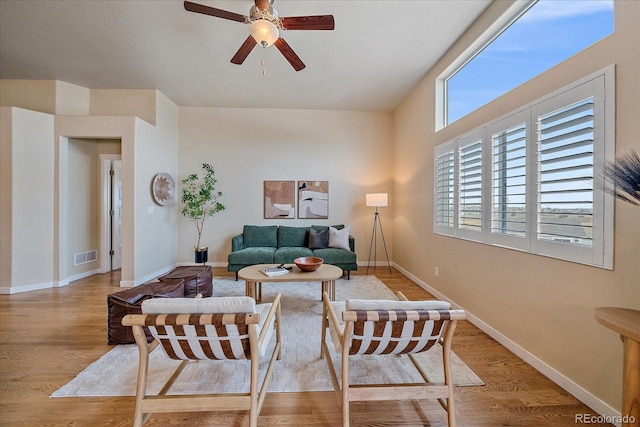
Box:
[151,172,175,205]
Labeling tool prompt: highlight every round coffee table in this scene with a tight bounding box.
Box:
[238,264,343,303]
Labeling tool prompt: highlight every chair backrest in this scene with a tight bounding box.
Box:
[342,308,464,356]
[139,296,259,361]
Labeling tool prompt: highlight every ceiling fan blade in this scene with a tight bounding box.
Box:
[184,1,247,23]
[281,15,335,31]
[254,0,271,11]
[231,36,257,65]
[274,38,306,71]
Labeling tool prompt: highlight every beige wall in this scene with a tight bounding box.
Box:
[0,80,57,114]
[0,107,55,290]
[392,0,640,415]
[0,80,90,115]
[132,92,179,283]
[178,107,393,264]
[90,89,157,126]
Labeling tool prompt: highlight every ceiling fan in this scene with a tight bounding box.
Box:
[184,0,335,71]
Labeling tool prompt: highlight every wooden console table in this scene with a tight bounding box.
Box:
[595,307,640,427]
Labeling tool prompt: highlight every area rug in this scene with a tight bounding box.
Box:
[51,276,483,398]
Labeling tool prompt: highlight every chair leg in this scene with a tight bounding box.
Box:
[342,326,352,427]
[447,395,456,427]
[131,326,151,427]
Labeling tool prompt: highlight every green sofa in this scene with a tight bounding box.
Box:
[228,225,357,279]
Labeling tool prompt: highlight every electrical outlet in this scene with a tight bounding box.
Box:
[434,267,439,277]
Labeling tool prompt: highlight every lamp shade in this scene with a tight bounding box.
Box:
[366,193,388,207]
[250,20,279,47]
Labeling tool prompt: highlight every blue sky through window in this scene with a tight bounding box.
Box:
[446,0,613,125]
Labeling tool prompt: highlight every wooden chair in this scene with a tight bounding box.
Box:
[320,291,466,426]
[122,293,282,427]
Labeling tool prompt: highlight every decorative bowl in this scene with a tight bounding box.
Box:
[294,257,324,272]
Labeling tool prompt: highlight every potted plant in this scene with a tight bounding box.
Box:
[181,163,225,264]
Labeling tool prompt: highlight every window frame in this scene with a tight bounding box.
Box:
[436,0,614,131]
[435,0,534,131]
[433,65,615,269]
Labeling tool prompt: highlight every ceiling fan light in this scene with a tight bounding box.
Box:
[250,20,279,47]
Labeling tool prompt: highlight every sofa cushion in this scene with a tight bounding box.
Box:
[228,247,276,265]
[243,225,277,247]
[278,225,308,247]
[274,247,314,264]
[313,247,356,264]
[308,227,329,249]
[328,226,351,250]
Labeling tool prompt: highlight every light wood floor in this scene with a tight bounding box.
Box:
[0,267,611,426]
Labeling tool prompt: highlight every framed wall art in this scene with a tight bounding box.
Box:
[264,181,295,219]
[297,180,329,219]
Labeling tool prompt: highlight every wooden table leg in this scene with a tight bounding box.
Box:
[321,280,336,301]
[246,280,261,302]
[622,336,639,427]
[257,282,262,303]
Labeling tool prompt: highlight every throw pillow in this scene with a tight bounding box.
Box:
[328,226,351,251]
[309,227,329,249]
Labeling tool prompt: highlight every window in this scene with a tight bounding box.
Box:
[433,67,614,269]
[438,0,614,128]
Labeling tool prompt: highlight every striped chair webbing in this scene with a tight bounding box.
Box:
[141,313,259,361]
[345,309,457,356]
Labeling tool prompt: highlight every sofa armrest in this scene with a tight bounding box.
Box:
[349,235,355,252]
[231,234,245,252]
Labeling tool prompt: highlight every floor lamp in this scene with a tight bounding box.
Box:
[366,193,391,275]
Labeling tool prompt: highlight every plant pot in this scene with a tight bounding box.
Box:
[194,247,208,264]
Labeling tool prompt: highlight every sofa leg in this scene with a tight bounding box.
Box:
[235,272,238,281]
[347,271,350,280]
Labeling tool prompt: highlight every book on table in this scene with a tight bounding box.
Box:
[260,265,290,277]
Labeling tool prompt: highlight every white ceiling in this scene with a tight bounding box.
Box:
[0,0,491,112]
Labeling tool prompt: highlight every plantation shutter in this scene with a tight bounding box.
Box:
[531,74,611,268]
[434,142,456,235]
[457,131,484,240]
[488,110,529,250]
[536,98,594,246]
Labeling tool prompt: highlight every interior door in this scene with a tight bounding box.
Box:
[111,160,122,270]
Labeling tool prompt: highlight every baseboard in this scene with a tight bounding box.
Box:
[391,262,622,425]
[0,281,53,294]
[67,268,102,284]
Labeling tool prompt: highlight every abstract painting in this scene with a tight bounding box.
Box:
[297,180,329,219]
[264,181,295,219]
